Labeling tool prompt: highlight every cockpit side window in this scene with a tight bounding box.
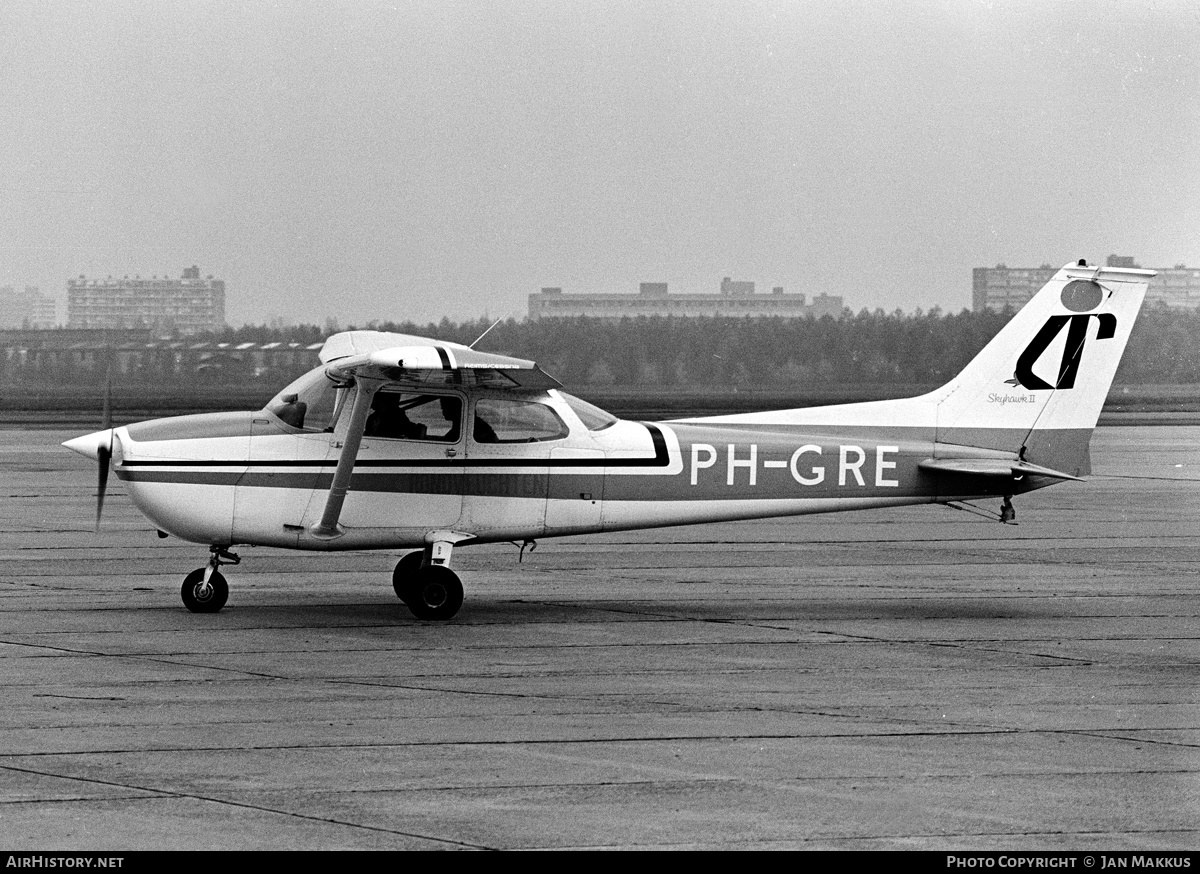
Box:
[365,392,462,442]
[472,398,569,444]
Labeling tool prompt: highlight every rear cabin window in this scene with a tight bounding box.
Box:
[473,398,569,444]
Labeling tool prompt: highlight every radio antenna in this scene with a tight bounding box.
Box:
[469,317,504,349]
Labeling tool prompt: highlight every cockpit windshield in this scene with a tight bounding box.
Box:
[559,392,619,431]
[266,366,347,432]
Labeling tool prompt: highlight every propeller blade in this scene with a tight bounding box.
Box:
[96,437,112,531]
[96,366,114,530]
[102,367,113,431]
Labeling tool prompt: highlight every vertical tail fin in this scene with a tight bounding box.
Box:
[934,261,1153,475]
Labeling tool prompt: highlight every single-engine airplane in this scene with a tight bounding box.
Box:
[64,261,1153,620]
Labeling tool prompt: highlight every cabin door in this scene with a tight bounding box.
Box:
[334,389,466,530]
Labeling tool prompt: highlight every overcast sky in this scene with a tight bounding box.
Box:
[2,0,1197,327]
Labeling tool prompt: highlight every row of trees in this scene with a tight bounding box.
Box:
[8,304,1199,389]
[312,305,1200,386]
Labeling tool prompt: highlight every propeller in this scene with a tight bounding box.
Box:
[62,367,120,530]
[96,442,111,529]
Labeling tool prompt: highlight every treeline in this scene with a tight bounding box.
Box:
[217,304,1195,387]
[16,304,1200,389]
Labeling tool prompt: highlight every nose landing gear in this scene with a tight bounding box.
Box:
[181,546,239,613]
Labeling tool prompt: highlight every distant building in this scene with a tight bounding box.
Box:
[973,256,1200,312]
[67,266,226,334]
[529,279,845,320]
[719,277,755,296]
[0,286,57,329]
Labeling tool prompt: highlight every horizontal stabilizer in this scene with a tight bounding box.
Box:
[918,458,1083,482]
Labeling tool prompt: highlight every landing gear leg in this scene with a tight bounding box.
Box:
[395,539,463,621]
[1000,495,1016,525]
[181,546,239,613]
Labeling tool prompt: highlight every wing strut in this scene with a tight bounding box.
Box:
[309,377,385,539]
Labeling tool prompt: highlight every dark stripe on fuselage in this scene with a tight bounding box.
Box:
[113,467,567,494]
[115,469,564,498]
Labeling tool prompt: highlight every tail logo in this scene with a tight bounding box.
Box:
[1012,313,1117,390]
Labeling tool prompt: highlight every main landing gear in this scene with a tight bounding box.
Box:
[181,546,239,613]
[1000,495,1016,524]
[392,544,464,621]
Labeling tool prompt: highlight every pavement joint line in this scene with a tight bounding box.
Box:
[1063,730,1200,750]
[0,794,162,807]
[0,642,294,679]
[924,641,1096,665]
[0,642,305,680]
[6,761,1198,792]
[0,728,1060,758]
[799,632,1101,665]
[0,761,488,849]
[320,678,562,699]
[127,654,296,680]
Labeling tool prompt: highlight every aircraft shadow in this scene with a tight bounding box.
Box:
[206,595,1044,626]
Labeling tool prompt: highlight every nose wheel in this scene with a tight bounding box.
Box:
[181,568,228,613]
[181,546,238,613]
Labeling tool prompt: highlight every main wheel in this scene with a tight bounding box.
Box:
[406,566,463,621]
[181,568,229,613]
[392,551,426,604]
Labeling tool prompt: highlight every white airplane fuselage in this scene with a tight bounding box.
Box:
[108,387,1051,552]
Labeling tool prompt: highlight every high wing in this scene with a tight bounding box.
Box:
[310,330,560,539]
[319,330,560,390]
